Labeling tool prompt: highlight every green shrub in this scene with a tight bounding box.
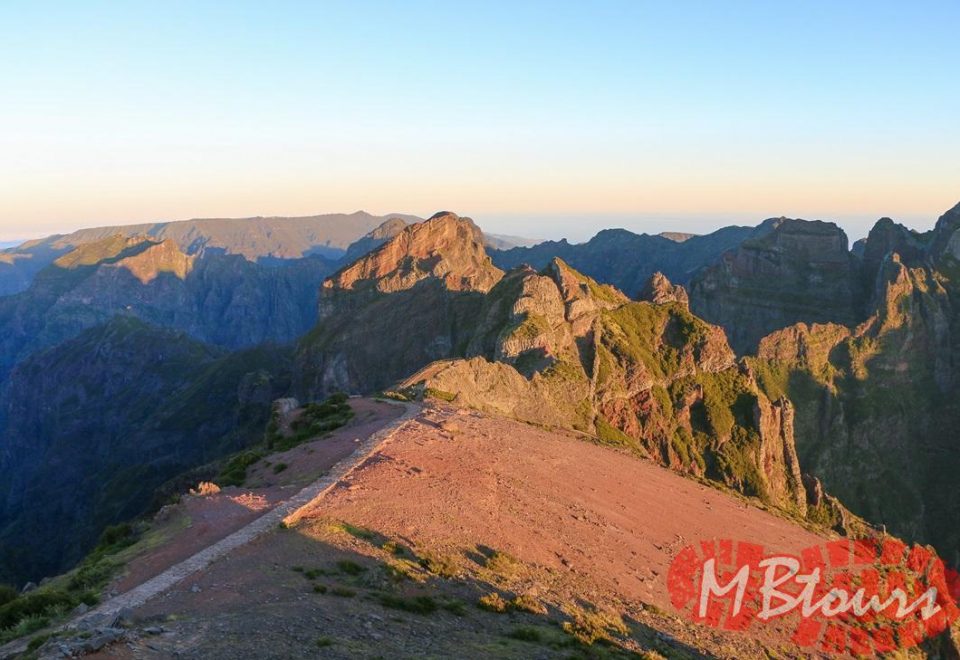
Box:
[484,551,520,578]
[381,541,405,556]
[95,523,136,552]
[424,388,457,402]
[0,614,51,644]
[562,609,629,646]
[336,560,366,576]
[379,594,438,615]
[217,450,263,487]
[269,393,355,451]
[512,594,547,615]
[0,590,74,630]
[418,550,459,578]
[508,626,543,642]
[0,585,18,608]
[595,417,636,449]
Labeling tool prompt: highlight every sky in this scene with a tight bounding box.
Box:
[1,1,958,244]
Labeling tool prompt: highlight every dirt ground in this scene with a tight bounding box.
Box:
[109,399,404,595]
[76,402,850,659]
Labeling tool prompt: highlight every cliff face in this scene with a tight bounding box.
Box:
[747,205,960,563]
[689,219,865,354]
[297,213,504,397]
[639,272,689,307]
[301,215,813,515]
[322,212,502,304]
[0,318,291,583]
[401,257,814,516]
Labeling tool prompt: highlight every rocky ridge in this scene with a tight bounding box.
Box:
[381,256,829,519]
[689,218,865,354]
[745,203,960,564]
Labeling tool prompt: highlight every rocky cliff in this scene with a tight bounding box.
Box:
[639,272,689,307]
[297,213,504,396]
[297,213,841,519]
[689,218,866,354]
[746,204,960,564]
[400,256,819,517]
[322,211,502,304]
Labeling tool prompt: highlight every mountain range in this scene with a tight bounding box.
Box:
[1,203,959,655]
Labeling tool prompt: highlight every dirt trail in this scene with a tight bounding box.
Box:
[113,398,406,593]
[84,403,844,659]
[69,399,418,631]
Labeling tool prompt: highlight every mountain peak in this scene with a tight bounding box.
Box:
[639,271,689,307]
[931,201,960,263]
[427,210,460,221]
[321,212,503,308]
[546,257,629,307]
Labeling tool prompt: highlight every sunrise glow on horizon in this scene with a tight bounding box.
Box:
[2,1,958,243]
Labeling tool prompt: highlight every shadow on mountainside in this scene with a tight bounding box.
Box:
[119,520,711,660]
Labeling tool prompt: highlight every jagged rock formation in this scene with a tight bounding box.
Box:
[297,213,504,396]
[747,203,960,564]
[297,213,849,517]
[0,317,291,583]
[322,212,502,301]
[689,218,865,354]
[639,272,689,307]
[395,252,814,516]
[931,201,960,264]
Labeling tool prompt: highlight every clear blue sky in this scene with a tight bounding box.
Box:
[1,1,958,242]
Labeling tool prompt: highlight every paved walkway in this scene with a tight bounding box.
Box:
[53,401,418,637]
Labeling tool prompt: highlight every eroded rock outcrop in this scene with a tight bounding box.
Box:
[747,204,960,562]
[690,218,865,354]
[639,272,689,308]
[298,213,504,396]
[399,253,811,515]
[320,211,502,317]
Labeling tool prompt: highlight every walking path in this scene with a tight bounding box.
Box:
[0,401,418,658]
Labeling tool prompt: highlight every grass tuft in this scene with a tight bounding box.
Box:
[478,592,510,613]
